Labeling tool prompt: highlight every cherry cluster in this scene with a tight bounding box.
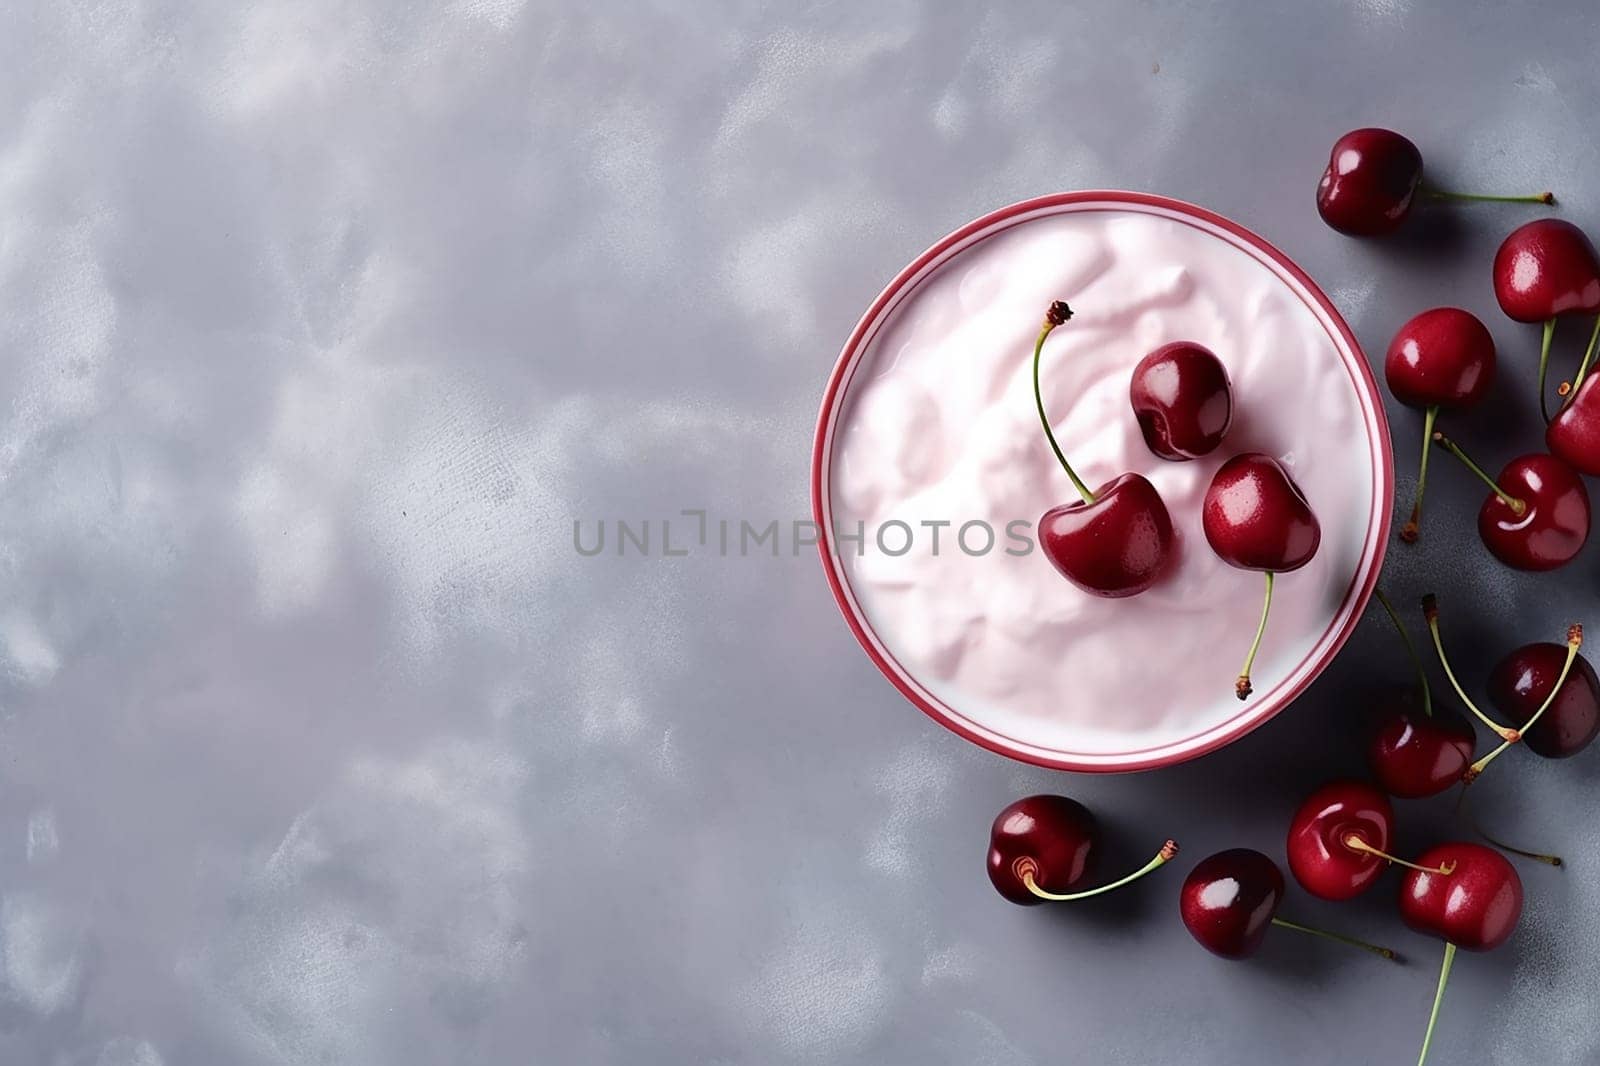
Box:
[1032,312,1319,700]
[984,128,1599,1066]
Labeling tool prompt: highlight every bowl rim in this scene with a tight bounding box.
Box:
[809,189,1393,773]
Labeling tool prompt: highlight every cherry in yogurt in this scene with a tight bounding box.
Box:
[1032,302,1175,597]
[1128,341,1232,460]
[1201,454,1321,699]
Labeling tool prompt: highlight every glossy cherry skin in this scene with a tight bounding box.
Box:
[1286,780,1394,901]
[1493,219,1600,323]
[1476,453,1590,571]
[1399,842,1522,952]
[1129,342,1233,460]
[1367,692,1476,798]
[1039,473,1174,597]
[1487,642,1600,758]
[1180,848,1284,959]
[987,795,1096,906]
[1202,454,1320,572]
[1546,374,1600,476]
[1384,308,1496,410]
[1316,128,1422,236]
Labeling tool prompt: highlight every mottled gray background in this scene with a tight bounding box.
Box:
[1,1,1597,1064]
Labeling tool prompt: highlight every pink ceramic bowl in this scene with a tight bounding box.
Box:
[811,191,1392,772]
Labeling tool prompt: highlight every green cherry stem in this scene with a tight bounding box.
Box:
[1018,840,1179,901]
[1539,317,1557,423]
[1430,432,1527,515]
[1343,834,1455,876]
[1236,571,1274,701]
[1268,917,1399,961]
[1031,302,1095,506]
[1417,942,1457,1066]
[1565,313,1600,401]
[1400,406,1439,543]
[1374,586,1432,715]
[1423,189,1554,205]
[1464,624,1583,783]
[1422,594,1520,741]
[1452,784,1563,866]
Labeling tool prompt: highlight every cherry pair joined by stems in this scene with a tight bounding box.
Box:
[1424,594,1594,776]
[1317,128,1552,238]
[987,795,1177,906]
[1180,848,1396,961]
[1366,590,1564,863]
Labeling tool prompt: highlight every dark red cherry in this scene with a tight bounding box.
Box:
[1399,842,1522,952]
[1180,848,1283,959]
[1202,454,1320,572]
[1387,308,1497,543]
[1039,473,1175,598]
[1203,453,1321,699]
[1032,302,1174,598]
[1367,693,1476,799]
[1488,642,1600,758]
[987,795,1177,906]
[1129,342,1233,460]
[1547,374,1600,476]
[1180,848,1398,963]
[1401,842,1524,1064]
[987,795,1095,906]
[1493,219,1600,323]
[1286,780,1394,901]
[1316,128,1422,236]
[1473,452,1590,571]
[1385,308,1496,410]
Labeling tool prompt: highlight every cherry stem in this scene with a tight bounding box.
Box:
[1401,406,1438,544]
[1374,586,1432,716]
[1018,840,1178,901]
[1031,304,1095,506]
[1421,594,1520,740]
[1417,941,1457,1066]
[1570,313,1600,399]
[1236,571,1274,700]
[1454,783,1563,866]
[1539,318,1556,423]
[1269,916,1399,960]
[1475,825,1564,867]
[1465,624,1583,782]
[1424,188,1555,205]
[1430,432,1526,515]
[1343,834,1456,876]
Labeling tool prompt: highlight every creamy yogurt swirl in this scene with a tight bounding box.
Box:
[828,208,1374,757]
